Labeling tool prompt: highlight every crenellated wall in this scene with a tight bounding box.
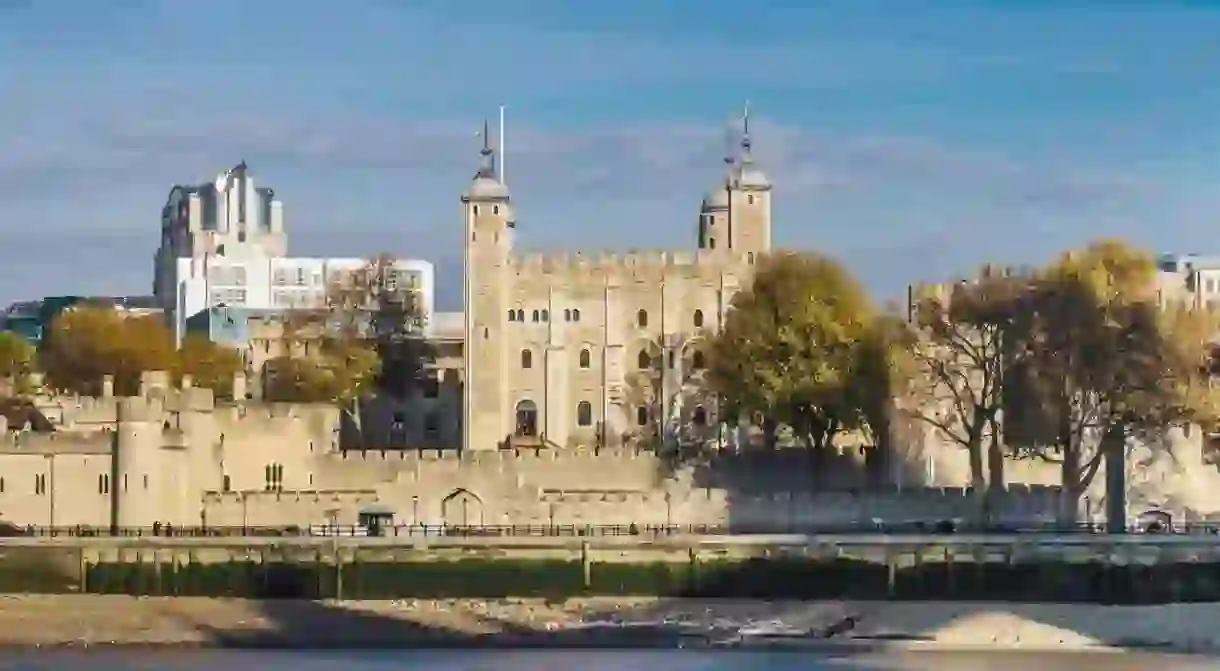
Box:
[3,371,1220,532]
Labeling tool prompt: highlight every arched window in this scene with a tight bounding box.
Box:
[572,308,581,322]
[541,309,550,322]
[636,406,649,426]
[691,350,705,370]
[222,474,232,492]
[508,309,517,321]
[564,309,571,322]
[532,310,540,322]
[693,406,707,426]
[637,350,651,370]
[516,309,525,321]
[747,252,755,264]
[579,348,591,369]
[693,309,704,328]
[576,401,592,427]
[637,309,648,328]
[520,349,533,369]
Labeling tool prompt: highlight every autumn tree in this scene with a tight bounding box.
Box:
[40,308,176,396]
[268,254,432,411]
[904,266,1036,517]
[707,251,886,461]
[175,334,244,400]
[0,331,36,393]
[1008,240,1220,523]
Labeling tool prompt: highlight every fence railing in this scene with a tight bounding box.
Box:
[5,519,1219,539]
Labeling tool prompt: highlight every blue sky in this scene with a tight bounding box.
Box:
[2,1,1218,309]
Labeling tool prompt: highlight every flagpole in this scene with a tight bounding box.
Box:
[499,105,506,183]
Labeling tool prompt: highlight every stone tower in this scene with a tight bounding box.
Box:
[462,121,514,452]
[698,106,772,256]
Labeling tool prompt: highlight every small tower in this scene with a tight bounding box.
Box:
[461,120,514,452]
[698,104,773,256]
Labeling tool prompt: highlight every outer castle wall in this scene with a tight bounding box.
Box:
[0,372,1217,531]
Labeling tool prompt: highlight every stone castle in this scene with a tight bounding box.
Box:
[2,114,1219,531]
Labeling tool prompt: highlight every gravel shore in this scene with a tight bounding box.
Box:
[1,595,1220,652]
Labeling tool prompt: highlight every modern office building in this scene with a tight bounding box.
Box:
[153,162,434,344]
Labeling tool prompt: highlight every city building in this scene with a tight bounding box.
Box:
[152,162,436,345]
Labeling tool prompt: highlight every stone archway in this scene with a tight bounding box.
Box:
[515,399,538,437]
[441,488,484,527]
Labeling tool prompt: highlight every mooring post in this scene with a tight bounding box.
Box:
[581,540,591,589]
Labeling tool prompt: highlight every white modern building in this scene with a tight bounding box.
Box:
[1155,253,1220,312]
[153,162,435,344]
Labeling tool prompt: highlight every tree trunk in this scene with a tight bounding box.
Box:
[1103,423,1127,534]
[966,424,987,524]
[985,423,1006,522]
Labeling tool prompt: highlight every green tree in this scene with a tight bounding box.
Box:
[707,251,882,457]
[175,335,245,400]
[40,308,176,396]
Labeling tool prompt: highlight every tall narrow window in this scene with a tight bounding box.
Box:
[693,309,704,328]
[577,401,593,427]
[637,350,651,370]
[521,349,533,369]
[572,308,581,322]
[579,348,591,369]
[508,309,517,321]
[637,309,648,328]
[532,310,540,322]
[636,406,648,426]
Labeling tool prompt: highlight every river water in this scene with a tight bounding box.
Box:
[0,650,1214,670]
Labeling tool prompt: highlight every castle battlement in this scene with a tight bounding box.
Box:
[0,430,112,454]
[337,446,657,464]
[508,248,741,283]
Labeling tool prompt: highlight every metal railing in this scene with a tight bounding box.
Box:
[5,519,1220,539]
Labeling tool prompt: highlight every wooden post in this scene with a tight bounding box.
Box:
[78,549,88,594]
[581,541,591,590]
[886,551,897,598]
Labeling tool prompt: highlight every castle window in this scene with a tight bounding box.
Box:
[473,205,480,215]
[637,350,651,370]
[667,351,675,369]
[564,309,571,322]
[521,349,533,369]
[579,348,591,369]
[34,474,46,496]
[691,350,706,370]
[516,309,524,321]
[748,252,755,264]
[572,308,580,322]
[532,310,540,322]
[222,474,231,492]
[0,477,5,493]
[693,406,708,426]
[708,237,715,249]
[637,309,648,328]
[264,463,284,492]
[541,309,549,322]
[693,309,704,328]
[577,401,593,427]
[97,474,109,495]
[493,205,499,215]
[747,195,755,205]
[143,474,149,490]
[508,309,517,322]
[636,406,648,426]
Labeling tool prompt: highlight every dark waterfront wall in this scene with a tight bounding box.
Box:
[2,537,1220,603]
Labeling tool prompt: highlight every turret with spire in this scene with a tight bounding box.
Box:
[463,119,509,202]
[698,103,772,253]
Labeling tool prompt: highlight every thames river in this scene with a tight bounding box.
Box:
[0,650,1214,670]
